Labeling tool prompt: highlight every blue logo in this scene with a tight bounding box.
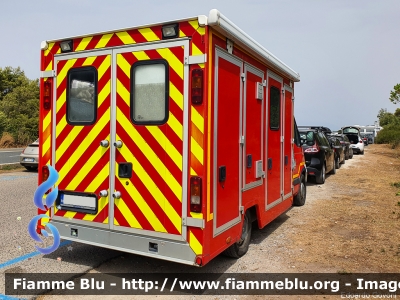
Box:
[28,165,61,254]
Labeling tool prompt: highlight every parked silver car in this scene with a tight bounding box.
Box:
[20,139,39,171]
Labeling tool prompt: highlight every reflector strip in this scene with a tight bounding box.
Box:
[191,106,204,134]
[75,37,93,51]
[138,28,160,42]
[95,33,113,49]
[116,31,136,45]
[189,231,202,255]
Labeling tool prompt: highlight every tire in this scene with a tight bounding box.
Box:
[223,211,252,258]
[25,166,37,171]
[361,150,364,155]
[331,158,337,174]
[342,155,345,164]
[335,155,340,170]
[293,174,306,206]
[315,164,325,184]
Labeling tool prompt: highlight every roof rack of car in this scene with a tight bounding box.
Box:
[297,126,332,134]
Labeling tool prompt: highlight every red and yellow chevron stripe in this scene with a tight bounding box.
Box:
[114,46,184,235]
[53,54,111,224]
[40,18,207,255]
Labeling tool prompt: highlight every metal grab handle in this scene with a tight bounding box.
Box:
[268,158,273,170]
[114,140,123,148]
[112,191,121,199]
[99,190,108,197]
[100,140,109,147]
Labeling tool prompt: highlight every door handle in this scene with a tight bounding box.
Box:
[112,191,121,199]
[100,140,109,147]
[268,158,272,170]
[118,163,132,178]
[114,140,123,148]
[219,166,226,182]
[99,190,108,197]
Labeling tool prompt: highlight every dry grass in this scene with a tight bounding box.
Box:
[0,132,15,148]
[287,144,400,273]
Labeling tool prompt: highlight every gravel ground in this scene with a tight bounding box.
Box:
[7,144,400,300]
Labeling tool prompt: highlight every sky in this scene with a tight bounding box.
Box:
[1,0,399,130]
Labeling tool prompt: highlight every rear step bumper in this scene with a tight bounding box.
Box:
[49,220,197,266]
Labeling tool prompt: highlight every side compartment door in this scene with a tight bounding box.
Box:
[266,72,283,209]
[111,41,189,240]
[213,48,242,236]
[283,85,293,199]
[53,52,112,226]
[243,64,264,190]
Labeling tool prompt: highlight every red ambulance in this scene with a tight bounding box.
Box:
[38,9,303,266]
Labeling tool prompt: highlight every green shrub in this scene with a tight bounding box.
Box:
[376,124,400,148]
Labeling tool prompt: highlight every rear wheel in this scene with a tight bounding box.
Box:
[25,166,37,171]
[331,158,337,174]
[335,155,340,169]
[315,164,325,184]
[223,211,252,258]
[293,174,306,206]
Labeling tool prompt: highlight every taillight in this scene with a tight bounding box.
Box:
[304,143,319,153]
[43,80,52,110]
[190,176,202,213]
[42,166,50,194]
[42,165,49,182]
[191,69,203,105]
[359,140,363,143]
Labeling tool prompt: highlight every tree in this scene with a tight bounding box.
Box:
[377,108,388,120]
[0,68,39,145]
[394,108,400,118]
[0,67,29,102]
[376,108,400,127]
[389,84,400,104]
[380,113,397,127]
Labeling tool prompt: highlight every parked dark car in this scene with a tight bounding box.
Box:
[334,134,353,160]
[327,135,345,170]
[360,133,369,146]
[299,128,335,184]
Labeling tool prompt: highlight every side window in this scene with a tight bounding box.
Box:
[318,132,328,146]
[293,119,301,146]
[315,132,322,145]
[305,131,315,146]
[131,60,169,125]
[66,67,97,125]
[269,86,280,130]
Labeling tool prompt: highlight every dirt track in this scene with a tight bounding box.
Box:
[37,144,400,300]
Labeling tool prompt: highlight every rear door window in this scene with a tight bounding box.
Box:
[130,60,169,125]
[66,67,98,125]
